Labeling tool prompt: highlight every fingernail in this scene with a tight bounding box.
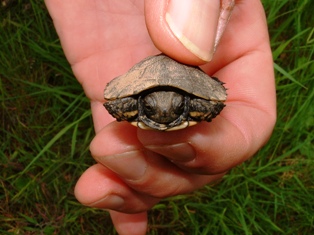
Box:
[88,195,125,209]
[97,150,147,181]
[214,0,235,52]
[145,143,195,163]
[166,0,220,62]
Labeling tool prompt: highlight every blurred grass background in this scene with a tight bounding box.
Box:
[1,0,313,234]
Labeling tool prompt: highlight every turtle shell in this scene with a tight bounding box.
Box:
[104,54,227,101]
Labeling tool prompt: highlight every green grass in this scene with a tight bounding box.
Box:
[1,0,313,234]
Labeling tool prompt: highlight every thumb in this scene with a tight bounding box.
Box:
[109,211,148,235]
[145,0,228,65]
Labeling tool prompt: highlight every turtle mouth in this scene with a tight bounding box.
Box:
[148,110,182,124]
[153,116,179,124]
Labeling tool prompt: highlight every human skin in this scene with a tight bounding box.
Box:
[45,0,276,234]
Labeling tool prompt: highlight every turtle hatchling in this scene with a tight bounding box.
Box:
[103,54,227,131]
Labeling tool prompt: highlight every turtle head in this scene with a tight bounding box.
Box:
[142,91,185,124]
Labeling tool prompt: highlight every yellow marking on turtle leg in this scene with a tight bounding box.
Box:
[189,111,204,118]
[123,110,138,119]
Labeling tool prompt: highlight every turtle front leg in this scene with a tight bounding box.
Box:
[104,97,138,122]
[189,98,225,122]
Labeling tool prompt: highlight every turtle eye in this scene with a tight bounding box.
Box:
[143,94,157,116]
[172,94,185,114]
[144,103,153,112]
[143,101,155,115]
[174,101,184,114]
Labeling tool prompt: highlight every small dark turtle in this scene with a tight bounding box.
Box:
[104,54,227,131]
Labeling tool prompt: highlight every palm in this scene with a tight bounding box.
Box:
[47,0,163,129]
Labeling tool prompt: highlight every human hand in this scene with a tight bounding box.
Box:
[45,0,276,234]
